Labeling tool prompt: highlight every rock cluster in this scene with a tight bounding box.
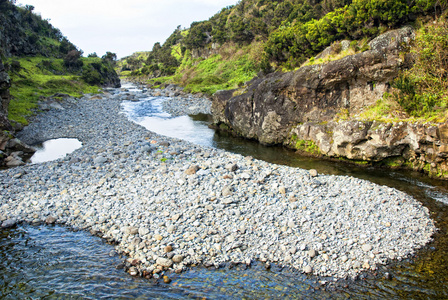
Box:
[209,27,448,178]
[0,85,436,281]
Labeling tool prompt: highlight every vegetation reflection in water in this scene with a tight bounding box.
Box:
[1,96,448,299]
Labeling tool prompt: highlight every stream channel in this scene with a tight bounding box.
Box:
[1,84,448,299]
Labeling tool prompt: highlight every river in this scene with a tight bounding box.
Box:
[1,85,447,299]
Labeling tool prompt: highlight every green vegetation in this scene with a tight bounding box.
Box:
[6,56,103,124]
[290,134,321,155]
[0,1,120,125]
[358,16,448,123]
[0,0,77,57]
[264,0,439,69]
[388,18,448,120]
[172,42,264,94]
[301,39,369,67]
[119,0,445,98]
[295,139,321,155]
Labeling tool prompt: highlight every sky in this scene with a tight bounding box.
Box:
[17,0,237,59]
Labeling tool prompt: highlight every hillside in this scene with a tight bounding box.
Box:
[120,1,443,85]
[0,0,120,167]
[0,0,121,127]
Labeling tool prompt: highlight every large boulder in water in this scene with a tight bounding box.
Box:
[212,26,415,145]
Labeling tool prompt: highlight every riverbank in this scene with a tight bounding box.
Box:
[0,85,436,280]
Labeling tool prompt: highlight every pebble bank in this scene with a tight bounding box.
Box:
[0,85,436,280]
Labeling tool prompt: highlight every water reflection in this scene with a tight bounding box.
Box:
[122,97,216,147]
[30,138,82,164]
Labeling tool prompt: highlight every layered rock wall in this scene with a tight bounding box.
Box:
[290,121,448,178]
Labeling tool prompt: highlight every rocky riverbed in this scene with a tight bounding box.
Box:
[0,85,436,280]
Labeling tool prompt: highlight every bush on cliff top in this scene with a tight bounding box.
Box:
[390,18,448,119]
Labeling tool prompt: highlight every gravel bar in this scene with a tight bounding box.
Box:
[0,86,436,280]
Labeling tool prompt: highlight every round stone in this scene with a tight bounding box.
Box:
[303,265,313,274]
[163,276,172,284]
[308,249,317,258]
[172,255,184,263]
[309,169,318,177]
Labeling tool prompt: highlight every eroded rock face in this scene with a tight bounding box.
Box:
[290,121,448,178]
[0,57,12,131]
[211,27,448,178]
[212,26,415,145]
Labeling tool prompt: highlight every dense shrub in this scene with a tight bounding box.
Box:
[391,18,448,117]
[264,0,441,69]
[63,50,83,70]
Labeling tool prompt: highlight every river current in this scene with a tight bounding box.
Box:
[1,86,447,299]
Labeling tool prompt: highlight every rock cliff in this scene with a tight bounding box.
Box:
[212,26,414,144]
[212,27,448,179]
[291,121,448,178]
[0,57,11,131]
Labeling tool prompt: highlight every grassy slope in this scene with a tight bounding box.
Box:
[143,42,264,96]
[7,56,101,125]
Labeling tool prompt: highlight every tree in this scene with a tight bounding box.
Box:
[102,52,117,66]
[64,50,83,70]
[59,37,77,55]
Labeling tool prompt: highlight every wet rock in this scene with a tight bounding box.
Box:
[45,216,57,224]
[129,267,138,276]
[156,257,174,268]
[303,265,313,274]
[1,219,17,228]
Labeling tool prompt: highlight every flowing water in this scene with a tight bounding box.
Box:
[1,88,448,299]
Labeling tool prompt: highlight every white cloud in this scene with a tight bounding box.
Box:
[18,0,237,58]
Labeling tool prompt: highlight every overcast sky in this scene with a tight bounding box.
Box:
[17,0,237,59]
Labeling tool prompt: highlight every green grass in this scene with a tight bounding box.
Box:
[119,41,263,96]
[7,56,101,125]
[171,44,182,60]
[358,93,447,124]
[289,134,321,155]
[173,43,262,95]
[147,75,175,88]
